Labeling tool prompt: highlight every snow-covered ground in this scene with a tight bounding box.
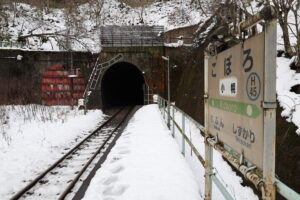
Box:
[82,105,201,200]
[82,105,258,200]
[0,105,104,199]
[0,104,258,200]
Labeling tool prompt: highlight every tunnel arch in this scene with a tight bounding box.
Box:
[101,62,145,109]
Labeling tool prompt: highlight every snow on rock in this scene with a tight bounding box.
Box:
[164,39,187,47]
[82,105,201,200]
[0,0,204,52]
[103,0,203,31]
[277,57,300,134]
[0,105,104,199]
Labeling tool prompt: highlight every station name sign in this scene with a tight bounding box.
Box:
[208,33,265,169]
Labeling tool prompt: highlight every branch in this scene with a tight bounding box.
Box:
[18,30,69,39]
[19,31,92,52]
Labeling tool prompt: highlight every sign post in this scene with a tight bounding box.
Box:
[204,54,213,200]
[262,19,277,200]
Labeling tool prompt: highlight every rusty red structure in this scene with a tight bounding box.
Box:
[41,64,86,106]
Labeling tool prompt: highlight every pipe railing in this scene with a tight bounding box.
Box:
[157,95,300,200]
[0,40,25,49]
[158,95,234,200]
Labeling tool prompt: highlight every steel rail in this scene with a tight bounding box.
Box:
[58,106,134,199]
[10,107,125,200]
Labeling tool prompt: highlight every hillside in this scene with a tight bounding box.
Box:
[0,0,204,52]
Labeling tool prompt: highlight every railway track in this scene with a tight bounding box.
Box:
[10,106,135,200]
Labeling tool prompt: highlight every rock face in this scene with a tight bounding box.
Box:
[276,106,300,198]
[165,46,205,124]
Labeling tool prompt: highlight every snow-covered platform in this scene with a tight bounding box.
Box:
[82,105,201,200]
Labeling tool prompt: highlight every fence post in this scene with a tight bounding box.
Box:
[147,93,149,105]
[182,112,185,155]
[204,53,213,200]
[160,97,162,109]
[172,105,175,137]
[163,99,166,120]
[159,97,161,111]
[263,18,277,200]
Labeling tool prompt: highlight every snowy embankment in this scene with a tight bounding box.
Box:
[274,8,300,134]
[82,105,201,200]
[171,109,258,200]
[277,57,300,134]
[0,105,104,199]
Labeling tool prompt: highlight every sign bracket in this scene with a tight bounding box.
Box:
[262,102,277,109]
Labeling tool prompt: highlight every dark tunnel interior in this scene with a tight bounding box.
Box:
[101,62,145,109]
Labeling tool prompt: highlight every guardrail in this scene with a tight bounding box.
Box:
[157,95,300,200]
[0,40,25,48]
[101,38,164,47]
[157,95,235,199]
[100,25,164,47]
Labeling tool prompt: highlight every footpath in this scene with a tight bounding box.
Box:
[82,104,201,200]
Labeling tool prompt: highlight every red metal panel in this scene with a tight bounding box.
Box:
[43,71,69,77]
[41,64,86,106]
[73,78,85,84]
[72,93,84,98]
[73,85,85,91]
[41,84,71,92]
[42,78,71,84]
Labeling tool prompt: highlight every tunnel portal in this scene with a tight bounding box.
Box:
[101,62,145,109]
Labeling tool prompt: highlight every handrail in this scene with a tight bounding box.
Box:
[275,178,300,200]
[171,113,205,166]
[157,95,300,200]
[158,95,235,200]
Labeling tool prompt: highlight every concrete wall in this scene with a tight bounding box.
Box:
[88,46,166,109]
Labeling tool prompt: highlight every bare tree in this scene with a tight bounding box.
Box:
[272,0,295,57]
[134,0,147,23]
[0,1,8,28]
[88,0,104,28]
[289,1,300,67]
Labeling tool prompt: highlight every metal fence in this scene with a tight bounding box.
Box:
[0,40,25,48]
[157,95,300,200]
[100,25,164,47]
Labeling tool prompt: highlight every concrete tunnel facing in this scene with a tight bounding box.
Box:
[101,62,145,109]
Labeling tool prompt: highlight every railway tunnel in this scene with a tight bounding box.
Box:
[101,62,145,109]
